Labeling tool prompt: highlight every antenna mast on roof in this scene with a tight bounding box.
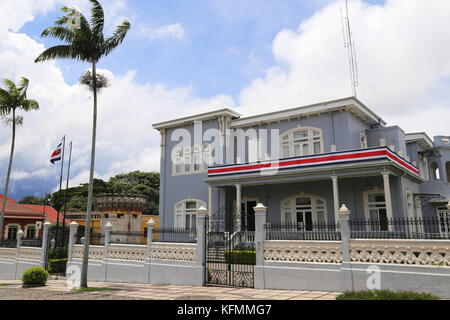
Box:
[341,0,359,97]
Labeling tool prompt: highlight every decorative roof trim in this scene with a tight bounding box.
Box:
[405,132,434,150]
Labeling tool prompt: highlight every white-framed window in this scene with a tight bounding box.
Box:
[280,193,327,230]
[405,190,414,218]
[360,132,368,149]
[437,206,450,234]
[25,225,36,239]
[172,144,213,176]
[280,127,324,158]
[6,224,19,240]
[174,199,206,229]
[363,189,388,231]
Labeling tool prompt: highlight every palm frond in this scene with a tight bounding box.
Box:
[41,26,76,44]
[3,79,16,92]
[21,99,39,111]
[17,77,29,100]
[35,45,84,63]
[89,0,105,36]
[103,20,131,56]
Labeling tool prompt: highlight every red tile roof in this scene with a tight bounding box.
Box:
[22,204,69,224]
[0,194,44,217]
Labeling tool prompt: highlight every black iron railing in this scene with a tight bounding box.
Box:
[264,216,450,240]
[265,222,341,241]
[153,227,197,243]
[349,217,450,239]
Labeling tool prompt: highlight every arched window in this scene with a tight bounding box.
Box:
[174,199,206,229]
[280,193,327,230]
[6,224,19,240]
[25,225,36,239]
[280,127,323,158]
[430,162,440,180]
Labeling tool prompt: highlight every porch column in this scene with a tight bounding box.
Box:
[382,172,394,220]
[331,175,340,223]
[254,203,267,290]
[208,185,213,221]
[236,184,242,231]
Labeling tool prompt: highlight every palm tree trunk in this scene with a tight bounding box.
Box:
[80,62,98,288]
[0,108,16,245]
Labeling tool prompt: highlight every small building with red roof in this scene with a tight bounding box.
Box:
[0,194,45,240]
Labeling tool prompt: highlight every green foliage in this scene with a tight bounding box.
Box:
[22,267,48,286]
[48,258,68,274]
[224,250,256,265]
[51,171,160,215]
[336,290,440,300]
[48,246,68,259]
[18,195,44,205]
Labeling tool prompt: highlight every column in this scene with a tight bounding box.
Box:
[332,175,340,224]
[236,184,242,231]
[339,204,353,291]
[382,172,394,221]
[196,206,208,286]
[67,221,78,264]
[40,221,52,268]
[254,203,267,290]
[15,229,24,280]
[146,219,155,259]
[103,221,112,259]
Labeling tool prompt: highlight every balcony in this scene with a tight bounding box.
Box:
[207,146,420,180]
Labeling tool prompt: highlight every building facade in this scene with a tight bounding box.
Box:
[152,97,450,233]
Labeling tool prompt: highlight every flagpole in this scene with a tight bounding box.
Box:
[61,141,72,246]
[55,136,65,247]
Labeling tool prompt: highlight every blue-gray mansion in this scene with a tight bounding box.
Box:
[152,97,450,233]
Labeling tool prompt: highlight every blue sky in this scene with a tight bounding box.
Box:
[21,0,384,98]
[4,0,450,202]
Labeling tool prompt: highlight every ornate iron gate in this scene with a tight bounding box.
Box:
[205,208,255,288]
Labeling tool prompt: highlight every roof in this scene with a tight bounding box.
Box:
[151,97,387,131]
[230,97,386,128]
[152,108,241,130]
[0,194,44,218]
[22,204,68,224]
[405,132,434,150]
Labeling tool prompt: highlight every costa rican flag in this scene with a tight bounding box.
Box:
[50,141,62,164]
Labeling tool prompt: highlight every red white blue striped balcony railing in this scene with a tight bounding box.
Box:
[207,146,420,178]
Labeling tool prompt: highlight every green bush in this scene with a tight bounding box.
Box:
[48,258,68,274]
[224,250,256,265]
[48,247,68,259]
[22,267,48,286]
[336,290,440,300]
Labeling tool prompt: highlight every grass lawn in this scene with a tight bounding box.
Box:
[0,283,13,286]
[336,290,440,300]
[72,287,119,293]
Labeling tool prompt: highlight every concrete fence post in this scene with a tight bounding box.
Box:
[15,229,24,280]
[40,221,52,268]
[67,221,78,263]
[146,219,155,259]
[339,204,353,291]
[254,203,267,290]
[196,206,208,285]
[103,221,112,259]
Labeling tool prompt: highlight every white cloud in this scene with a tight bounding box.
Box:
[238,0,450,136]
[0,4,232,195]
[140,23,187,41]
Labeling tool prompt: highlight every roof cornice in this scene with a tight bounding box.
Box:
[152,108,241,130]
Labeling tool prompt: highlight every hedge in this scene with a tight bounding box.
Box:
[224,250,256,265]
[48,247,68,259]
[48,258,68,274]
[336,290,440,300]
[22,267,48,286]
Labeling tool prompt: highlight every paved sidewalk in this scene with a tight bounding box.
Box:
[0,280,340,300]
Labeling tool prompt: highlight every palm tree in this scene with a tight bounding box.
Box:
[0,78,39,244]
[34,0,130,288]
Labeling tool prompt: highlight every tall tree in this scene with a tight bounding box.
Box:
[0,78,39,243]
[35,0,130,288]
